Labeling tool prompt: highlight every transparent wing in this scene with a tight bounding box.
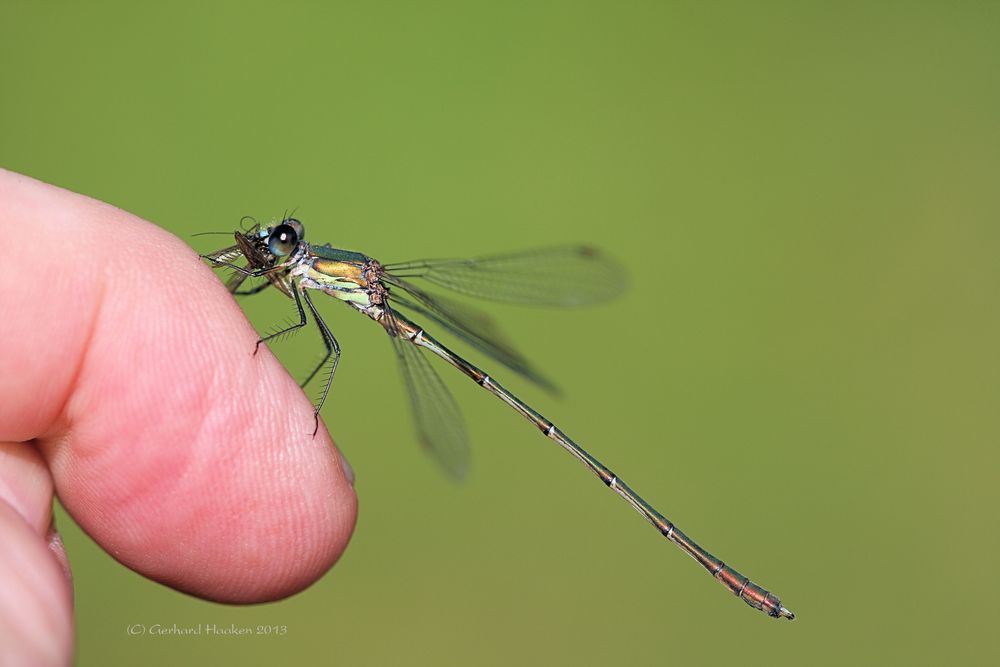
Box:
[385,275,557,393]
[384,245,625,306]
[387,310,470,480]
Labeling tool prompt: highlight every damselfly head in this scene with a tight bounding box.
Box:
[265,217,305,257]
[232,217,306,264]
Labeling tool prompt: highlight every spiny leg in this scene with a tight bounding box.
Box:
[201,257,293,345]
[254,280,309,356]
[205,256,331,433]
[299,322,341,390]
[300,288,341,436]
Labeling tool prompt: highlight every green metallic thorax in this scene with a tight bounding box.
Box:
[293,243,374,307]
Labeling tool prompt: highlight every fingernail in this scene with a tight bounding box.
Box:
[47,521,74,585]
[338,450,355,486]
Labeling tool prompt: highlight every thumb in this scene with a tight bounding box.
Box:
[0,442,74,666]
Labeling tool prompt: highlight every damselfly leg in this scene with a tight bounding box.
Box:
[201,248,342,435]
[299,288,341,435]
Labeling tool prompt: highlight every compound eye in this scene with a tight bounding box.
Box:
[267,224,299,256]
[283,217,305,241]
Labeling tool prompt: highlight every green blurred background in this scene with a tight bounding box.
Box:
[2,2,999,665]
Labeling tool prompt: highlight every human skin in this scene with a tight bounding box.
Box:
[0,169,358,665]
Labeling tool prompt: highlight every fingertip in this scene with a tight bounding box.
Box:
[0,170,359,602]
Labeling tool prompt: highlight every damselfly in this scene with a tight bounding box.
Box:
[201,217,795,620]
